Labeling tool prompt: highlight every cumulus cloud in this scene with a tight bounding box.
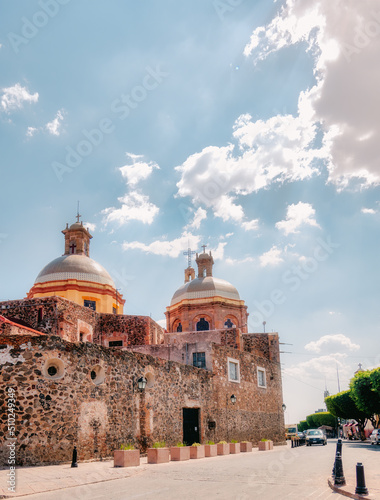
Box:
[1,83,38,113]
[26,126,38,137]
[276,202,320,235]
[102,191,159,225]
[45,109,65,136]
[175,96,323,222]
[259,245,284,267]
[244,0,380,189]
[120,153,159,186]
[284,352,350,381]
[361,207,376,214]
[242,219,259,231]
[187,207,207,230]
[123,232,201,258]
[305,334,360,353]
[84,222,96,232]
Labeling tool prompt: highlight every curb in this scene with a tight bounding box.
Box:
[328,478,374,500]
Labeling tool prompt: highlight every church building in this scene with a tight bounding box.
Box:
[0,217,286,466]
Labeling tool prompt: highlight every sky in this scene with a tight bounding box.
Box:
[0,0,379,425]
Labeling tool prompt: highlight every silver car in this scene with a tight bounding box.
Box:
[370,429,379,445]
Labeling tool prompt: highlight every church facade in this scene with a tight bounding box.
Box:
[0,218,286,465]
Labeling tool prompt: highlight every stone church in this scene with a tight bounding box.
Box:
[0,217,286,465]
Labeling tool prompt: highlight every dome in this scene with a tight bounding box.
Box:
[34,254,115,287]
[170,276,240,306]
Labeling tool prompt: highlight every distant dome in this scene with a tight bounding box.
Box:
[170,276,240,306]
[34,254,115,287]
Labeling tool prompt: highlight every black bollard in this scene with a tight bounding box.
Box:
[71,445,78,468]
[332,438,343,477]
[355,463,369,495]
[334,452,346,486]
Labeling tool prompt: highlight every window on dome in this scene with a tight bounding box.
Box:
[203,268,207,277]
[84,300,96,311]
[196,318,209,331]
[69,242,76,254]
[224,319,234,328]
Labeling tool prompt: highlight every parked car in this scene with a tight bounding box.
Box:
[370,429,380,445]
[305,429,327,446]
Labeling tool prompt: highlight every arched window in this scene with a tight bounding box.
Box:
[203,268,207,277]
[196,318,209,331]
[177,322,182,332]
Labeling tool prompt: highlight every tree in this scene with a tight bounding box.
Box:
[298,420,309,432]
[325,389,368,439]
[306,412,336,429]
[350,370,380,428]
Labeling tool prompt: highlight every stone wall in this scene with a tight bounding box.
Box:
[0,333,213,465]
[208,343,285,445]
[0,297,164,347]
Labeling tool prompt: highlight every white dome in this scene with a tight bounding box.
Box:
[171,276,240,306]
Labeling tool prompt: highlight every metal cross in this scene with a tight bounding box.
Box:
[201,244,207,253]
[183,247,196,268]
[76,201,81,223]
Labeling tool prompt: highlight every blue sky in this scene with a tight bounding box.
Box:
[1,0,379,424]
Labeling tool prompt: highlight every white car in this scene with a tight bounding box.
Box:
[370,429,379,445]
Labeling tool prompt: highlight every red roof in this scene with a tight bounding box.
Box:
[0,315,46,336]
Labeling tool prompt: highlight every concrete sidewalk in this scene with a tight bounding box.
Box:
[0,441,379,499]
[0,457,149,498]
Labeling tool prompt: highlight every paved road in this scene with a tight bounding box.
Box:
[2,440,380,500]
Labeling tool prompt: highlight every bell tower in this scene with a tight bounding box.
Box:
[196,245,214,278]
[62,214,92,257]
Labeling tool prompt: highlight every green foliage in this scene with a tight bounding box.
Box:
[191,442,201,447]
[350,369,380,425]
[306,412,336,428]
[218,440,228,444]
[120,443,135,450]
[175,442,185,447]
[231,439,238,443]
[206,440,215,445]
[298,420,309,432]
[370,367,380,393]
[152,441,166,448]
[325,390,367,424]
[260,438,268,442]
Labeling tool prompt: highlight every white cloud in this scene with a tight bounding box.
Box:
[187,207,207,230]
[244,0,380,190]
[242,219,259,231]
[123,232,201,258]
[176,92,324,220]
[276,202,320,235]
[210,242,227,260]
[45,109,65,136]
[1,83,38,113]
[225,255,255,265]
[120,153,159,186]
[156,319,166,328]
[259,245,284,267]
[305,334,360,353]
[102,191,159,226]
[84,222,96,232]
[361,207,376,214]
[26,126,38,137]
[284,352,350,381]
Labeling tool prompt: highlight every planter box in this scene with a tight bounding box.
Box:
[258,440,273,451]
[229,443,240,454]
[147,447,170,464]
[240,442,253,452]
[217,443,230,455]
[205,444,218,457]
[114,449,140,467]
[190,445,205,459]
[170,446,190,461]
